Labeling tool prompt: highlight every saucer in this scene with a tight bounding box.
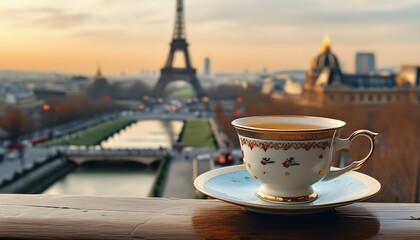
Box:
[194,165,381,215]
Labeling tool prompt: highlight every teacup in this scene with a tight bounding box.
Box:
[232,115,377,203]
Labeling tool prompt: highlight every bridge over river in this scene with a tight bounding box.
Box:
[63,148,170,166]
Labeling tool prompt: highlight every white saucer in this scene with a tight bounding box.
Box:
[194,165,381,215]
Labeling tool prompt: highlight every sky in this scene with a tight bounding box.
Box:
[0,0,419,75]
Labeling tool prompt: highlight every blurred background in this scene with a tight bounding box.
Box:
[0,0,419,203]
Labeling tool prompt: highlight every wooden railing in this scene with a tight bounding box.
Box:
[0,194,419,239]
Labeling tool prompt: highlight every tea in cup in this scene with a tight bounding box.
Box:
[232,115,377,203]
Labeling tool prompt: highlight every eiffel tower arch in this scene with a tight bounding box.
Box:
[151,0,206,100]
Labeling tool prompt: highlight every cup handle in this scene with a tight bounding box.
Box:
[322,130,378,181]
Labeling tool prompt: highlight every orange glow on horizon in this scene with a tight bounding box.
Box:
[1,40,419,75]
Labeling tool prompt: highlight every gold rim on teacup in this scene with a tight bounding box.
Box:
[232,115,345,141]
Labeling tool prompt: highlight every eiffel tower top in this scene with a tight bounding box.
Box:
[172,0,186,40]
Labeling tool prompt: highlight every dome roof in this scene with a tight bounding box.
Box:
[310,36,341,71]
[95,65,106,80]
[312,53,340,70]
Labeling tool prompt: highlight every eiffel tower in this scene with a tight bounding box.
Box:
[151,0,206,100]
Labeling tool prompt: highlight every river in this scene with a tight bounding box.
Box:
[43,119,183,197]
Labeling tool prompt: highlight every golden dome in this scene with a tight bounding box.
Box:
[321,35,331,53]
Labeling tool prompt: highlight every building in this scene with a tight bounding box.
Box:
[260,75,303,97]
[397,65,420,86]
[33,75,90,100]
[356,52,376,74]
[304,37,420,105]
[87,66,110,100]
[0,83,44,111]
[0,82,44,127]
[204,57,211,76]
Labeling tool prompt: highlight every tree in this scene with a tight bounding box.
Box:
[87,77,110,100]
[0,107,32,145]
[109,81,151,100]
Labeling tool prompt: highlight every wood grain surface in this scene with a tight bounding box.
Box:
[0,194,419,239]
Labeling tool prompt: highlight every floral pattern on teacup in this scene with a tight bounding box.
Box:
[260,157,275,165]
[240,137,330,151]
[282,157,300,168]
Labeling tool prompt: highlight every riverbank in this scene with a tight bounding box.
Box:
[37,119,134,147]
[0,156,75,194]
[148,157,170,197]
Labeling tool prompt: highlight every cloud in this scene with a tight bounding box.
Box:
[187,0,420,27]
[296,6,420,26]
[184,0,420,45]
[0,7,89,29]
[0,1,418,48]
[350,0,419,10]
[35,12,89,29]
[95,1,171,27]
[74,29,138,44]
[101,0,146,5]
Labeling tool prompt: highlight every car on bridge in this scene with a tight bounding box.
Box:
[215,149,234,166]
[212,149,241,166]
[0,147,4,162]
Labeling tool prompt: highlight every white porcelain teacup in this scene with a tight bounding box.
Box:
[232,115,377,203]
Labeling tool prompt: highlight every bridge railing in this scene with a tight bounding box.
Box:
[64,148,169,157]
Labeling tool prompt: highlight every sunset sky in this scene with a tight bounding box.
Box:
[0,0,419,75]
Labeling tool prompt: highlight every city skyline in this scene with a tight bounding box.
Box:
[0,0,419,74]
